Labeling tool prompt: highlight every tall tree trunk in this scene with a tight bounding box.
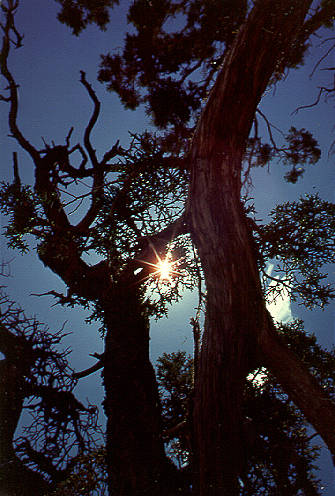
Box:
[101,278,182,496]
[189,154,266,495]
[37,239,180,495]
[186,1,335,494]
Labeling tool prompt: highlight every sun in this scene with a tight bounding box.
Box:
[149,254,180,282]
[137,246,183,284]
[157,258,173,280]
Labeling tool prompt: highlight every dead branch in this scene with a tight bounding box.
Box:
[309,40,335,78]
[73,359,104,379]
[256,108,284,148]
[101,139,122,166]
[0,0,39,161]
[293,84,335,114]
[79,70,100,168]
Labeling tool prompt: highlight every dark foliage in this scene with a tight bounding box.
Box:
[55,0,119,35]
[0,288,101,494]
[3,0,335,494]
[93,0,247,127]
[257,194,335,308]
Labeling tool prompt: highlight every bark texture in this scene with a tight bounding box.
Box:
[187,1,335,494]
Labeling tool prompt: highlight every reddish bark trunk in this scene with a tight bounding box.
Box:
[189,155,266,494]
[186,1,335,494]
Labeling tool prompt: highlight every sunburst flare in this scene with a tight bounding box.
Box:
[137,245,183,283]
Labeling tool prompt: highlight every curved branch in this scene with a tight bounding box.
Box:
[309,40,335,78]
[79,70,100,168]
[73,359,104,379]
[73,71,106,231]
[256,108,285,148]
[293,84,335,114]
[0,0,39,161]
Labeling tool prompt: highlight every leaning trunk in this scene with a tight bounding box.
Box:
[260,317,335,462]
[189,151,266,494]
[186,0,335,494]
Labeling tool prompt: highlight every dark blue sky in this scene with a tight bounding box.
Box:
[1,0,335,492]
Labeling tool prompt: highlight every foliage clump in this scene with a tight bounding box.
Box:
[258,194,335,308]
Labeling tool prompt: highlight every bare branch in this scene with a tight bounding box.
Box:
[101,139,122,166]
[70,71,106,231]
[65,126,74,147]
[79,70,100,168]
[309,40,335,78]
[256,108,284,148]
[31,290,77,307]
[293,85,335,114]
[73,359,104,379]
[0,0,39,161]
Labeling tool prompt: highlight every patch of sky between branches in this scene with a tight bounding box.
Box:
[265,263,293,324]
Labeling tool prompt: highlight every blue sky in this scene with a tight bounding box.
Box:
[1,0,335,491]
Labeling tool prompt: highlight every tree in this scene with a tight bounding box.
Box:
[54,0,335,494]
[185,4,335,493]
[0,2,194,494]
[44,321,335,496]
[3,0,335,494]
[48,328,330,495]
[0,286,100,495]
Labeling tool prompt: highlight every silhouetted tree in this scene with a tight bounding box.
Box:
[3,0,335,494]
[0,2,195,494]
[55,0,335,494]
[156,327,335,495]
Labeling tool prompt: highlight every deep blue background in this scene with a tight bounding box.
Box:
[0,1,334,492]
